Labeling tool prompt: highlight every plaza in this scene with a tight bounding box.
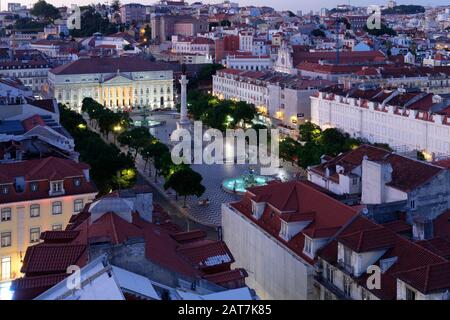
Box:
[131,111,297,227]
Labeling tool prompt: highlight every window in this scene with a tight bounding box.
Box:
[30,204,40,218]
[324,291,333,300]
[405,287,416,300]
[325,264,334,284]
[1,257,11,280]
[352,178,358,185]
[74,199,83,213]
[304,237,312,255]
[51,181,63,193]
[52,224,62,231]
[1,232,11,247]
[30,227,40,243]
[1,185,9,194]
[361,289,370,300]
[410,199,416,210]
[30,182,39,192]
[1,208,11,222]
[52,201,62,215]
[73,178,81,187]
[343,276,352,297]
[343,246,352,265]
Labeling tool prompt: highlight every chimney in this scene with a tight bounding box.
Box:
[361,158,392,205]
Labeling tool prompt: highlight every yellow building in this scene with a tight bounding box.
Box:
[0,157,97,280]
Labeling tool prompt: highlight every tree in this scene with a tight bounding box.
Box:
[320,128,349,156]
[117,127,153,159]
[280,137,301,164]
[311,29,326,37]
[30,0,60,21]
[164,167,205,207]
[297,141,324,168]
[231,101,257,127]
[111,0,121,12]
[298,122,322,143]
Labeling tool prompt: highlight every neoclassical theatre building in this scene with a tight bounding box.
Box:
[47,56,174,110]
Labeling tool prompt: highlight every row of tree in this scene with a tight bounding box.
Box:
[185,90,257,131]
[59,103,136,196]
[280,122,391,168]
[116,127,205,207]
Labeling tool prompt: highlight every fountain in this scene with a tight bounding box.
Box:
[221,169,275,195]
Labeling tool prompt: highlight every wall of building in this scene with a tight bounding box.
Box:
[222,204,316,300]
[0,192,97,280]
[310,95,450,158]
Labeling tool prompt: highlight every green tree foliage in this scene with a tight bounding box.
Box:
[279,137,301,164]
[30,0,60,21]
[12,18,47,31]
[298,122,322,143]
[311,29,326,37]
[164,167,206,207]
[59,104,136,195]
[382,5,425,15]
[187,90,257,131]
[69,6,119,37]
[117,127,153,159]
[363,23,396,36]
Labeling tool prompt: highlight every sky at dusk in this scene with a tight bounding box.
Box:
[10,0,449,13]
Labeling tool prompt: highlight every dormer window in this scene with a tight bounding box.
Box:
[304,237,312,255]
[73,178,81,187]
[50,181,64,195]
[1,185,9,195]
[405,287,416,300]
[30,182,38,192]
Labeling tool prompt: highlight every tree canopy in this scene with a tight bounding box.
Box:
[30,0,60,21]
[164,167,206,207]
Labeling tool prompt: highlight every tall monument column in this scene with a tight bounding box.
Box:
[177,64,191,129]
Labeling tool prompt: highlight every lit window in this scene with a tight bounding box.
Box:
[73,178,81,187]
[30,227,40,243]
[30,182,39,192]
[52,201,62,215]
[74,199,84,213]
[1,208,11,222]
[1,232,11,247]
[1,185,9,194]
[52,224,62,231]
[30,204,40,218]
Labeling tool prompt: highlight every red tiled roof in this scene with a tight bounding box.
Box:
[230,181,358,264]
[309,145,444,192]
[50,56,170,75]
[338,226,397,253]
[11,273,68,290]
[397,262,450,294]
[171,230,207,243]
[318,216,448,299]
[21,244,87,274]
[177,240,234,269]
[21,115,46,132]
[416,238,450,259]
[40,231,80,243]
[0,157,97,205]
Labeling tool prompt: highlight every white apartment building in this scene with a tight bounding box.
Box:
[47,56,174,111]
[311,84,450,159]
[213,68,333,127]
[224,54,273,71]
[0,60,50,92]
[239,30,253,52]
[171,36,215,57]
[221,181,358,299]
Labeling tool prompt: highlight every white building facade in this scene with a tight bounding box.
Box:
[48,56,174,110]
[311,85,450,159]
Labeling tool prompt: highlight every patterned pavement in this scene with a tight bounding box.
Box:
[130,112,299,227]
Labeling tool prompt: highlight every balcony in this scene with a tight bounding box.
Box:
[314,275,350,300]
[337,258,354,275]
